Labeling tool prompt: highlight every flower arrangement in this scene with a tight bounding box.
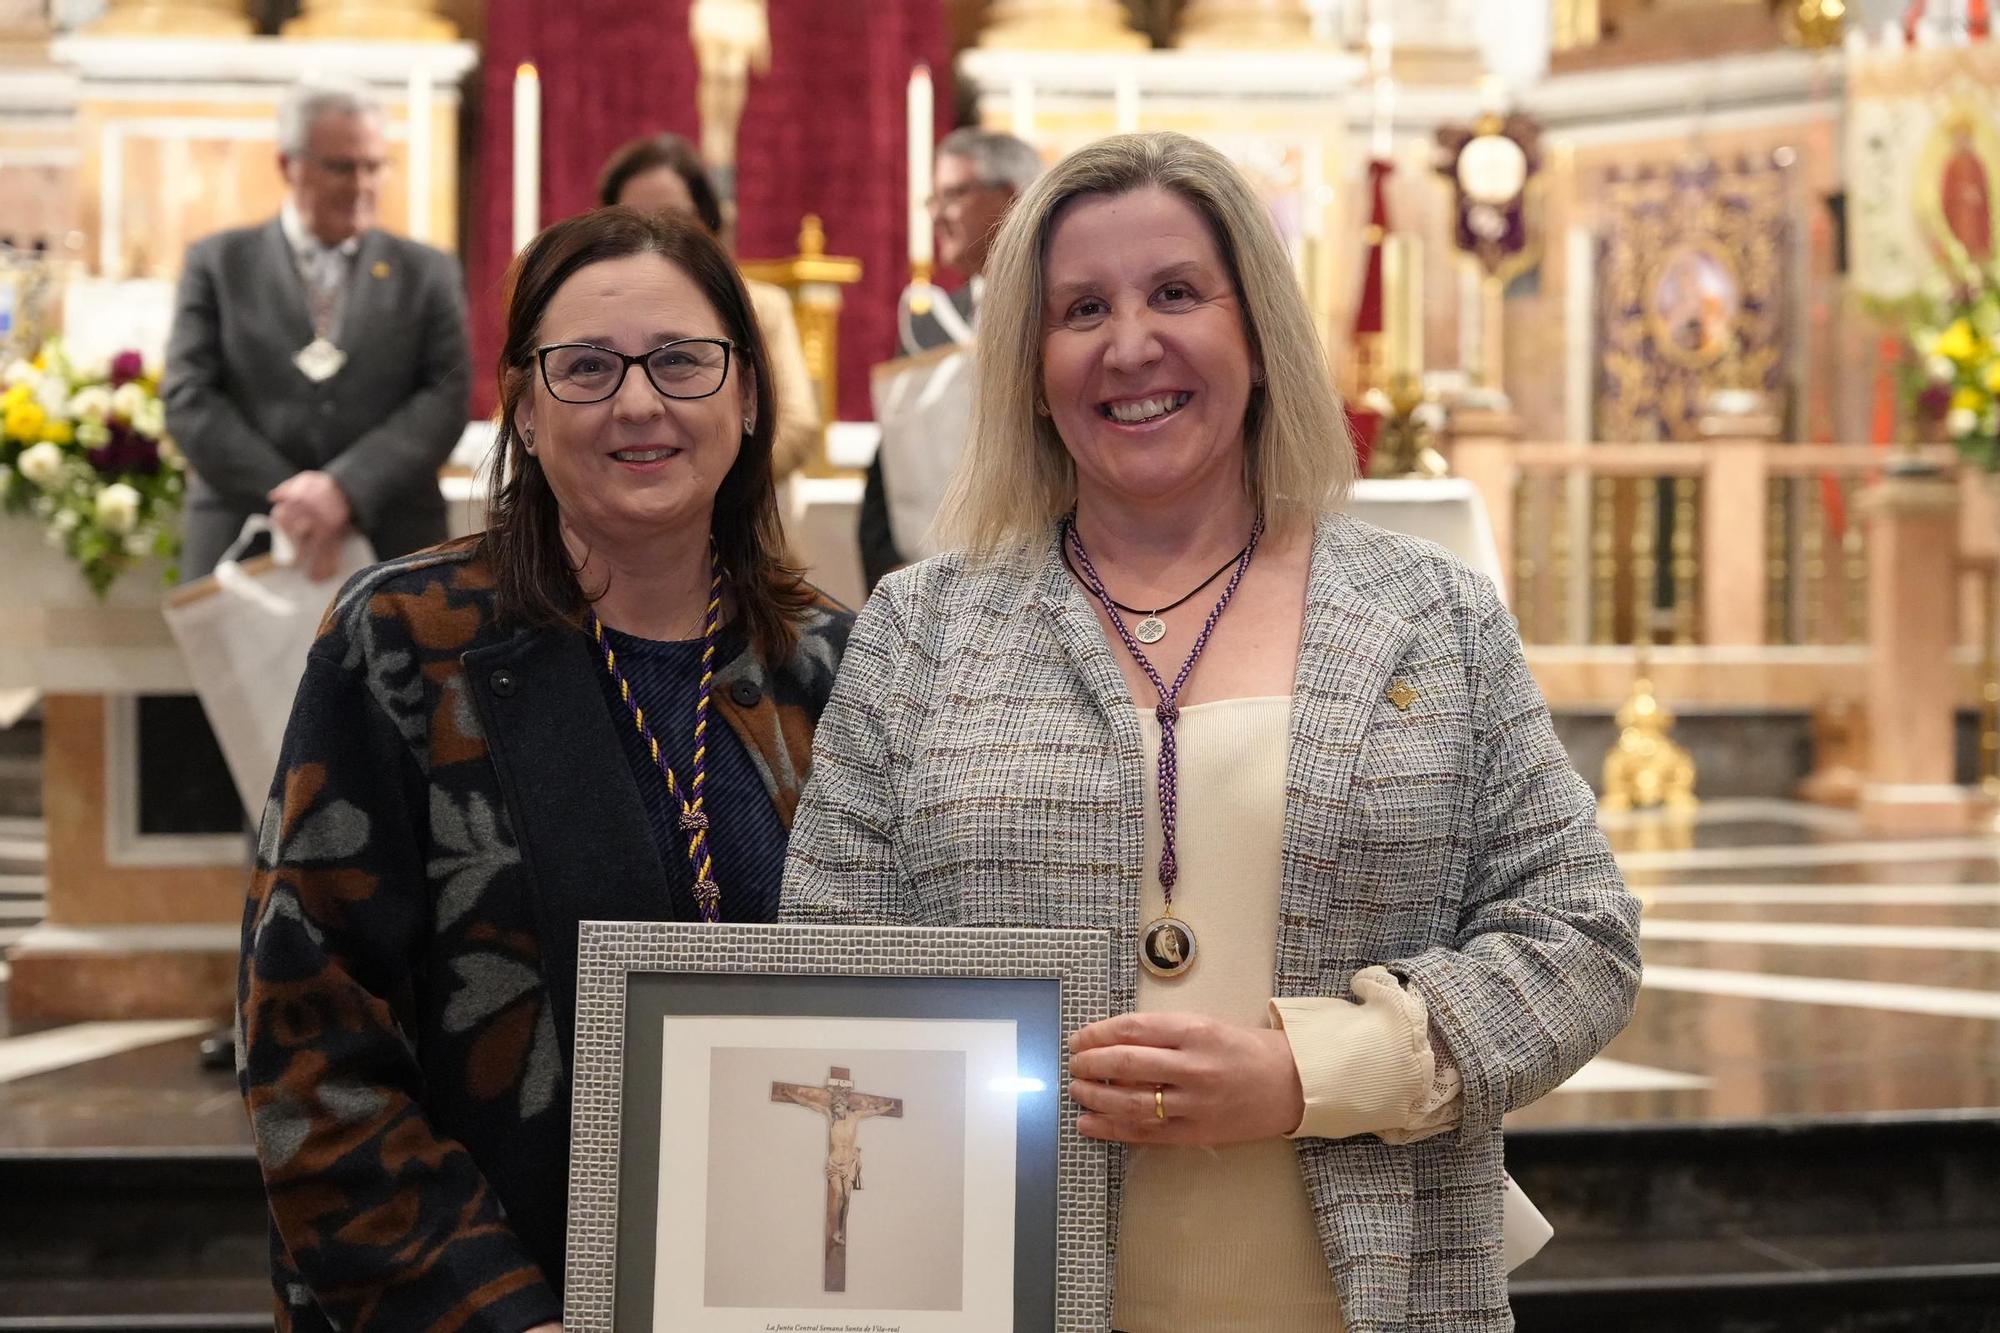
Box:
[0,341,183,595]
[1904,264,2000,472]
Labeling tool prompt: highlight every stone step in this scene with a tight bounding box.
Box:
[1507,1111,2000,1331]
[0,1150,268,1329]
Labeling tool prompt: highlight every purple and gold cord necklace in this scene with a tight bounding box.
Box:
[586,545,725,924]
[1063,510,1264,978]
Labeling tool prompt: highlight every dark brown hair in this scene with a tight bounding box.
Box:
[480,206,814,662]
[596,133,724,234]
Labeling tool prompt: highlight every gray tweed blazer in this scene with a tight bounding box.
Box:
[781,512,1642,1331]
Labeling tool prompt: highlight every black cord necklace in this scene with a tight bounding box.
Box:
[1060,529,1253,645]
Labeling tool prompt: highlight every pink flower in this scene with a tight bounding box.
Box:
[108,351,145,386]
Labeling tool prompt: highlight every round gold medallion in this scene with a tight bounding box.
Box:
[1139,915,1197,978]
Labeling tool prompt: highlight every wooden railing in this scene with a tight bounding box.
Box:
[1450,432,1980,651]
[1444,423,1994,832]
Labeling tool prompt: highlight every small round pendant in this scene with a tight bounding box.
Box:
[1139,915,1197,978]
[1134,616,1167,645]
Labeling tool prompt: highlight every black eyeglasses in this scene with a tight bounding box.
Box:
[925,181,1002,211]
[305,155,391,181]
[536,338,734,405]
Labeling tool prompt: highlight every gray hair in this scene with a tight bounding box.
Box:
[936,128,1043,194]
[277,79,382,158]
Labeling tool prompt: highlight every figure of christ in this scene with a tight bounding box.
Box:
[771,1066,903,1292]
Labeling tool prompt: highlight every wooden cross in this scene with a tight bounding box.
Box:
[770,1065,903,1292]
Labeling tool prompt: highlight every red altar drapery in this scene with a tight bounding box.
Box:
[466,1,950,422]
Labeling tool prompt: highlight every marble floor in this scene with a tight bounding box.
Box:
[1508,800,2000,1129]
[2,801,1999,1151]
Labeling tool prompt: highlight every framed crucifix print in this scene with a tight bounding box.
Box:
[563,921,1112,1332]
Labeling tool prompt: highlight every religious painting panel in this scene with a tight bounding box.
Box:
[1848,43,2000,306]
[1595,153,1791,443]
[566,921,1111,1333]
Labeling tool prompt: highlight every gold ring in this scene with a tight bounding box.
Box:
[1154,1087,1166,1121]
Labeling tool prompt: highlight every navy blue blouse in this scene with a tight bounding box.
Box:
[593,624,787,923]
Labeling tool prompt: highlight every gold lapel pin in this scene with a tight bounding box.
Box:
[1386,679,1418,712]
[371,261,391,279]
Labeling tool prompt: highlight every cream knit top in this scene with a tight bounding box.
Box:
[1112,698,1460,1333]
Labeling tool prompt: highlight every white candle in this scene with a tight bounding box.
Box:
[908,63,933,270]
[1114,66,1140,134]
[407,66,433,242]
[1368,21,1393,161]
[1382,234,1407,379]
[1382,233,1423,381]
[1010,74,1037,141]
[512,63,541,256]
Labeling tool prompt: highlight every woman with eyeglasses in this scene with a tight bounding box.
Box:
[234,207,851,1332]
[598,132,823,482]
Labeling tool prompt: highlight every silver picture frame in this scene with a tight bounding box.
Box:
[564,920,1113,1332]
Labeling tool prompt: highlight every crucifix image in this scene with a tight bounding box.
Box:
[770,1065,903,1292]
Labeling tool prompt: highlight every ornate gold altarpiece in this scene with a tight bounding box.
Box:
[1595,153,1792,444]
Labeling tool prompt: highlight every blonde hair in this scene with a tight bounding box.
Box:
[934,131,1355,554]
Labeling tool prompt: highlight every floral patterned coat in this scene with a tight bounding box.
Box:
[236,537,851,1332]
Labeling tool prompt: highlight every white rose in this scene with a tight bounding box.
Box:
[67,386,112,424]
[94,482,141,535]
[124,530,154,557]
[1947,406,1979,438]
[17,440,66,488]
[1928,354,1958,382]
[2,360,36,388]
[130,399,167,440]
[75,420,111,449]
[157,436,185,468]
[52,507,79,535]
[110,382,149,421]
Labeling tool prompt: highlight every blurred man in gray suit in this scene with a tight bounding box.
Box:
[858,128,1040,591]
[165,79,469,582]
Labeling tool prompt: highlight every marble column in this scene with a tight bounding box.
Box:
[284,0,458,41]
[1859,475,1971,834]
[87,0,252,36]
[979,0,1148,50]
[1443,407,1520,598]
[1696,399,1784,647]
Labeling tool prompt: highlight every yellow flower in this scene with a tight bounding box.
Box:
[30,351,47,371]
[39,418,74,446]
[3,400,46,441]
[1986,361,2000,394]
[1952,385,1988,414]
[1935,319,1980,364]
[0,383,29,410]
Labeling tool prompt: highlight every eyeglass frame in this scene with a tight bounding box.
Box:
[534,337,737,405]
[924,179,1009,212]
[300,154,392,182]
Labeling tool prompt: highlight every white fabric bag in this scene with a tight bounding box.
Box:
[871,342,974,562]
[1503,1172,1555,1271]
[162,516,374,817]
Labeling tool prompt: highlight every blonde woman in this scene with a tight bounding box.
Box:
[782,132,1639,1332]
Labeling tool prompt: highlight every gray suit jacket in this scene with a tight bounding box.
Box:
[163,219,470,578]
[783,514,1642,1331]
